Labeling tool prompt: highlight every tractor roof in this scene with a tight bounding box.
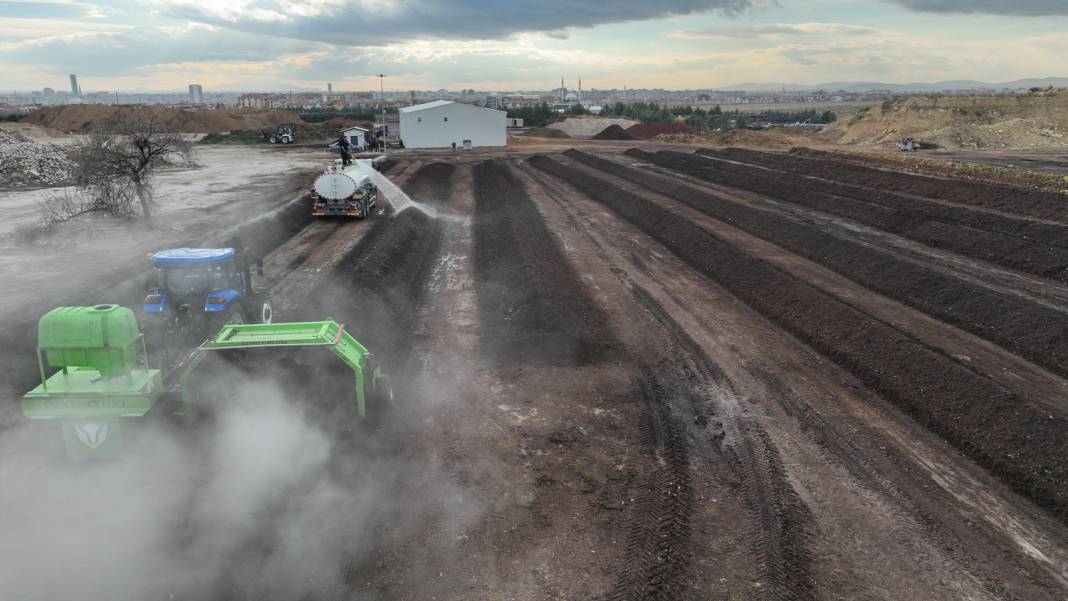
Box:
[151,248,235,266]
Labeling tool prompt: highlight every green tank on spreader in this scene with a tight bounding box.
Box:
[20,305,392,458]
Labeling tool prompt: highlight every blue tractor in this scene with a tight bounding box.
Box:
[143,248,272,346]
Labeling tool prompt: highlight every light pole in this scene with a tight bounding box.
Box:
[377,73,385,152]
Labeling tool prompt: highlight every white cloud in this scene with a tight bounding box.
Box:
[669,22,878,39]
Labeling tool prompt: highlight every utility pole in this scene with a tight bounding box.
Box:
[377,73,386,152]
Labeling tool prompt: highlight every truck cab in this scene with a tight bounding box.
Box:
[143,248,271,343]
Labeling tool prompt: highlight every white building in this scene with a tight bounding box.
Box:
[340,126,368,149]
[399,100,506,149]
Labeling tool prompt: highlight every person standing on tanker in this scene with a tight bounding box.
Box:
[337,133,351,166]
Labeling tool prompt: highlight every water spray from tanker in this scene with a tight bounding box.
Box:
[349,159,440,217]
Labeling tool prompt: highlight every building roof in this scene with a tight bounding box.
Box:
[341,126,368,132]
[399,100,503,114]
[151,248,234,266]
[399,100,454,113]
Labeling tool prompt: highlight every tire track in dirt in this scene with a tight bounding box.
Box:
[626,286,816,601]
[530,153,1068,527]
[517,160,815,600]
[472,160,697,600]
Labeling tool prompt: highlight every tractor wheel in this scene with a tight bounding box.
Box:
[281,135,292,144]
[256,299,273,324]
[226,310,245,325]
[366,375,394,419]
[269,136,278,144]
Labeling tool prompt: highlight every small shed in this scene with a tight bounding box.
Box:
[341,126,368,149]
[399,100,506,149]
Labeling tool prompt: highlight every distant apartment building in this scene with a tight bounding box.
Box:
[237,90,400,110]
[189,84,203,104]
[69,74,80,96]
[238,93,274,109]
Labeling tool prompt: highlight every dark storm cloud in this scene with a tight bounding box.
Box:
[889,0,1068,15]
[167,0,756,45]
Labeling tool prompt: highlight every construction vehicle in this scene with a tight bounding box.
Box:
[898,137,920,151]
[309,161,379,218]
[21,305,393,458]
[143,247,272,346]
[267,126,296,144]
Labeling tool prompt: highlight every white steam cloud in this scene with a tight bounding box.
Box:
[0,368,477,600]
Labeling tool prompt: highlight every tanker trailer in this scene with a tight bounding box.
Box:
[309,162,379,218]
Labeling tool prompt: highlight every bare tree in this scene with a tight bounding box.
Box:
[37,186,136,229]
[75,111,193,224]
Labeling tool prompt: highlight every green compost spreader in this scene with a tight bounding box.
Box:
[20,305,393,458]
[21,305,164,457]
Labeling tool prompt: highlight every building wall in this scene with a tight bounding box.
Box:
[399,103,506,149]
[344,129,367,148]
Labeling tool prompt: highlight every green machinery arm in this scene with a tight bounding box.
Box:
[178,320,382,417]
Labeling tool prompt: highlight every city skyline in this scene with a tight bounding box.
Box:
[2,1,1067,92]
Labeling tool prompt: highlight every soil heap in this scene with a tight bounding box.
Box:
[821,89,1068,149]
[592,124,634,140]
[625,122,696,139]
[24,105,305,134]
[0,128,72,188]
[520,127,572,138]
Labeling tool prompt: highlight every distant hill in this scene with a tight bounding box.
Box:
[722,78,1068,94]
[820,89,1068,149]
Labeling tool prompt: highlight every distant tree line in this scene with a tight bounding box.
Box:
[505,101,837,131]
[296,105,398,123]
[680,106,837,132]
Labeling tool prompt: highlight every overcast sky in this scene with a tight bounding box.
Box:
[1,0,1066,92]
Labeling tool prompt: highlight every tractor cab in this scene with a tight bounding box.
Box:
[144,248,271,343]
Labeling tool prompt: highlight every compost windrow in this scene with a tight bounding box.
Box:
[530,154,1068,526]
[759,147,1068,223]
[614,148,1068,381]
[687,149,1068,245]
[300,162,450,368]
[471,159,618,366]
[675,150,1068,279]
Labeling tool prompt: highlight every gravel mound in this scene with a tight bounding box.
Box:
[0,129,73,188]
[592,124,634,140]
[547,118,638,138]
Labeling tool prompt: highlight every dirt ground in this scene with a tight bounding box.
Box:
[922,148,1068,176]
[3,139,1068,600]
[0,145,328,318]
